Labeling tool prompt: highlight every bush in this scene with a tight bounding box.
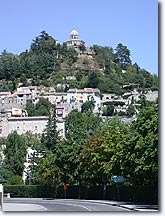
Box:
[4,185,57,198]
[6,176,24,185]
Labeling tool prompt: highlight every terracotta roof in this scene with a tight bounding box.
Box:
[0,92,11,96]
[56,105,65,109]
[13,91,32,95]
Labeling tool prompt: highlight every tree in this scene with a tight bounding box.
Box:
[120,104,158,188]
[87,71,100,88]
[3,132,27,177]
[126,104,136,117]
[25,101,36,116]
[41,106,59,152]
[35,98,52,116]
[81,100,95,113]
[114,43,132,68]
[59,110,102,186]
[6,175,24,185]
[93,45,114,71]
[33,152,61,187]
[79,118,130,198]
[0,50,21,80]
[102,105,114,116]
[26,98,52,116]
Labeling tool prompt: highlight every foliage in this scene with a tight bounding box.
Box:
[41,106,59,152]
[26,98,52,116]
[87,71,100,88]
[114,43,132,68]
[79,104,158,188]
[2,132,27,179]
[6,175,24,185]
[126,104,136,117]
[4,185,57,198]
[0,31,158,92]
[79,118,130,186]
[33,152,61,187]
[81,100,95,113]
[56,110,102,184]
[102,104,114,116]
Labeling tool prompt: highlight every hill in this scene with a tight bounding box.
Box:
[0,30,158,95]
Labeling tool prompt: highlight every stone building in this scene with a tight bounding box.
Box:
[0,116,65,139]
[66,28,94,56]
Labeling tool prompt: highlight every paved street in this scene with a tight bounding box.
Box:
[2,198,158,212]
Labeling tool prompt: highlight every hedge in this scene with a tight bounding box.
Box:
[4,184,158,204]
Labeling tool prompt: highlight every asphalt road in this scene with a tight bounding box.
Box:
[3,198,132,212]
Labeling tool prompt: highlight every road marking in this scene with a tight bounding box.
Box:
[54,201,92,211]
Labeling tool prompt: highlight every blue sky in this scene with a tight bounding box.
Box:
[0,0,158,74]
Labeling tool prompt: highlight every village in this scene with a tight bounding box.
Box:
[0,84,158,139]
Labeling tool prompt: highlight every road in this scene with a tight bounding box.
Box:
[3,198,132,212]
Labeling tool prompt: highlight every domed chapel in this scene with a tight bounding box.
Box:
[66,28,94,56]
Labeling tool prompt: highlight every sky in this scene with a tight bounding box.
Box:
[0,0,158,74]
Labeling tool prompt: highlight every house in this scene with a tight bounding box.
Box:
[0,116,65,139]
[67,88,101,113]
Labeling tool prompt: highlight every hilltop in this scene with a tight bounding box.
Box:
[0,30,158,95]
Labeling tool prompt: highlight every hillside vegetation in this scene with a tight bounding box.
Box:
[0,31,158,94]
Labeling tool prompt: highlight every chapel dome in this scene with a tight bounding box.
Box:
[70,28,78,36]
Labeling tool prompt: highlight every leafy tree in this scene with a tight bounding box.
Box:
[33,152,61,187]
[124,105,158,187]
[0,50,21,80]
[35,98,52,116]
[126,104,136,117]
[114,43,132,68]
[60,110,102,186]
[87,71,100,88]
[102,104,114,116]
[3,132,27,177]
[79,118,130,197]
[81,100,95,113]
[26,98,52,116]
[93,45,114,71]
[25,101,36,116]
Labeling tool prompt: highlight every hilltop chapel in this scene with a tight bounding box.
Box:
[66,28,94,56]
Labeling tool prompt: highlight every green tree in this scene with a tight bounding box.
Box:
[41,106,59,152]
[79,118,130,197]
[0,50,21,80]
[102,105,114,116]
[120,104,158,188]
[81,100,95,113]
[3,132,27,177]
[126,104,136,117]
[35,98,52,116]
[87,71,100,88]
[26,98,52,116]
[59,110,102,186]
[114,43,132,68]
[33,152,61,187]
[25,101,36,116]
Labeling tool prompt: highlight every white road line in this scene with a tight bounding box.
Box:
[53,201,92,211]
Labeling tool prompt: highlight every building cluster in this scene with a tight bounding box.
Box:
[0,84,158,139]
